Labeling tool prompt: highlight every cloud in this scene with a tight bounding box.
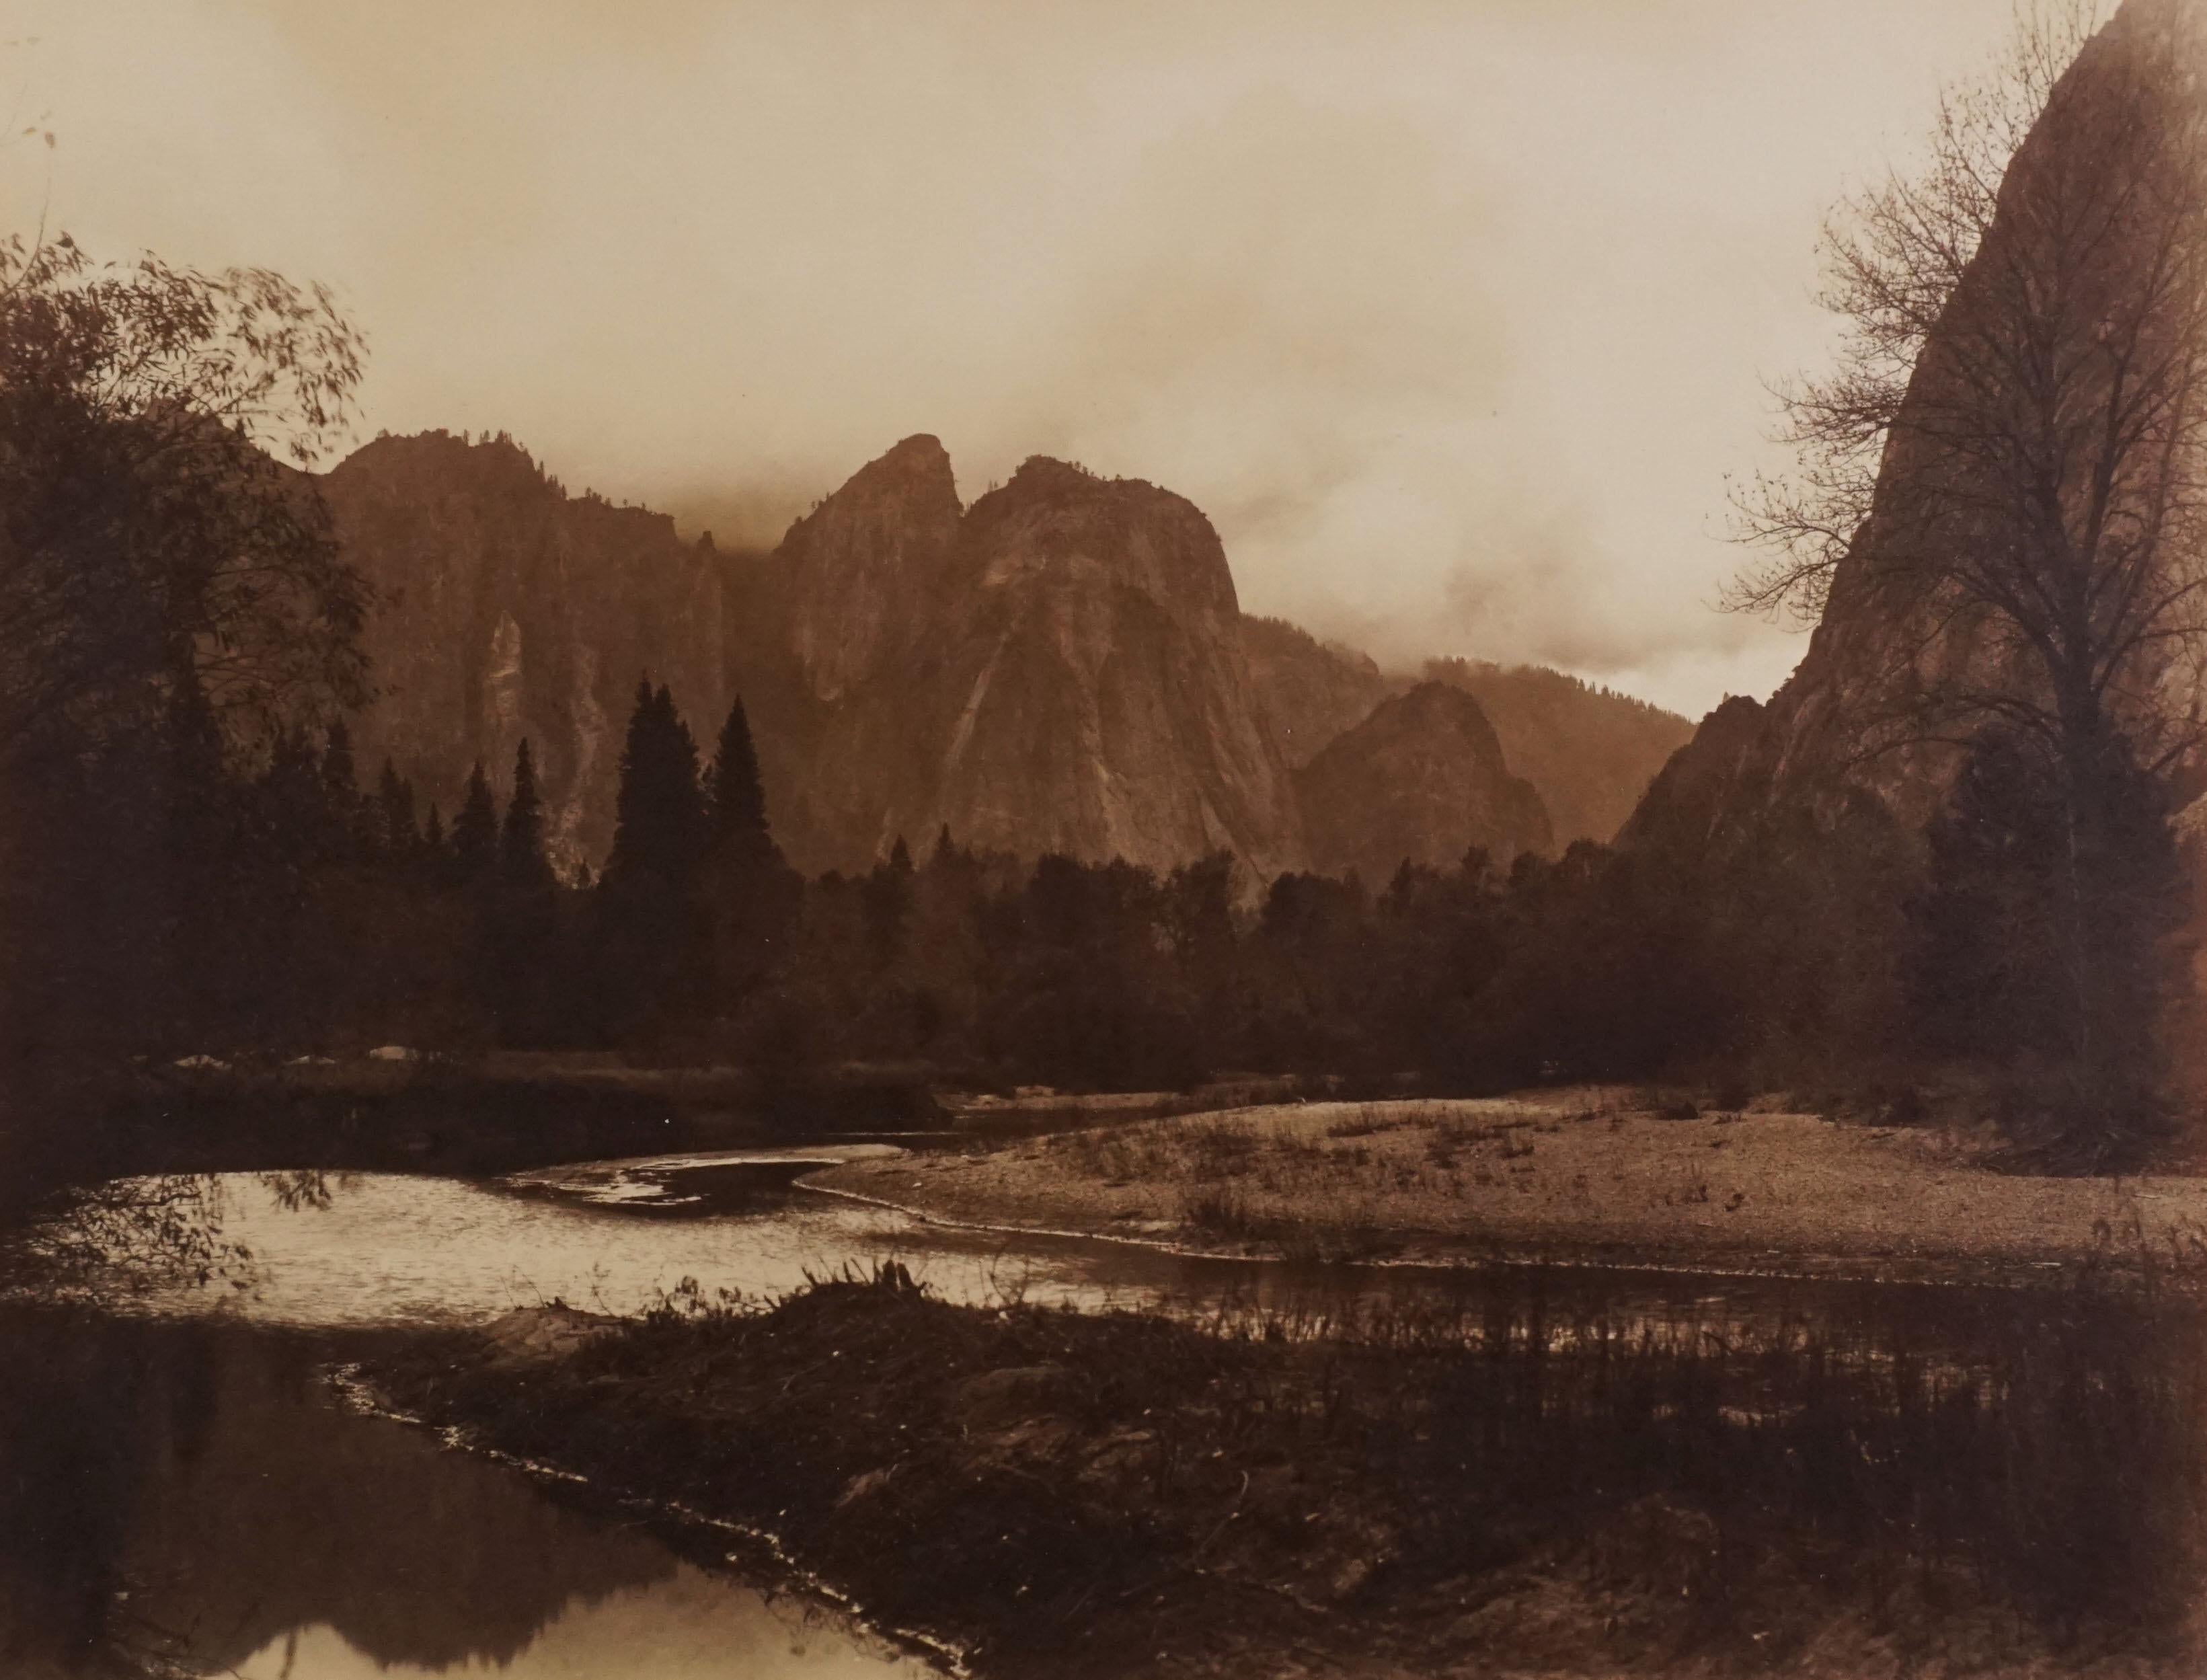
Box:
[5,0,2024,716]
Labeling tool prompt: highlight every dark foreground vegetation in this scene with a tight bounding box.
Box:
[370,1268,2207,1679]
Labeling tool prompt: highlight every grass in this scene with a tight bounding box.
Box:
[365,1266,2207,1679]
[813,1092,2207,1287]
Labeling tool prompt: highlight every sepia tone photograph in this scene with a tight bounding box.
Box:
[8,1,2207,1675]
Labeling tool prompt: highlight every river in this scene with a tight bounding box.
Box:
[5,1147,2204,1677]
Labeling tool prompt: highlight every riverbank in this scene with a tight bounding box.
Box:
[363,1275,2207,1679]
[806,1094,2207,1289]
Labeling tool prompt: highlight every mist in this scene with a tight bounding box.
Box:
[5,0,2029,714]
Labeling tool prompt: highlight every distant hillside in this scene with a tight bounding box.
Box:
[1418,659,1696,848]
[1240,615,1393,771]
[1296,683,1553,882]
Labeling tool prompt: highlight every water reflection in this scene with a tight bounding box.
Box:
[0,1309,920,1678]
[16,1157,2161,1373]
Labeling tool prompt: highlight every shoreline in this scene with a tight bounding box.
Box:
[804,1095,2207,1295]
[356,1280,2207,1679]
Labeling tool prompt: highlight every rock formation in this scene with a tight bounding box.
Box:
[1240,621,1691,848]
[1295,683,1553,883]
[1623,0,2207,863]
[1240,615,1393,771]
[1418,660,1695,848]
[799,452,1309,879]
[325,430,1682,887]
[322,432,732,870]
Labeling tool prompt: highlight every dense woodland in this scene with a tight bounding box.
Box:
[13,662,2190,1131]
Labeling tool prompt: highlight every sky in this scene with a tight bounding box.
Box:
[2,0,2040,717]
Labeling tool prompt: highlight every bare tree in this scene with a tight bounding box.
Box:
[1732,0,2207,1150]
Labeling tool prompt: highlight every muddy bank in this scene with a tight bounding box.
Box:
[807,1096,2207,1290]
[364,1276,2207,1679]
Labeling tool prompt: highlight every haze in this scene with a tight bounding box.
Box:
[5,0,2031,716]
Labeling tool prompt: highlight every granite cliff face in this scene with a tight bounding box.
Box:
[777,434,962,705]
[1419,660,1695,848]
[799,453,1309,878]
[1295,683,1553,882]
[327,430,1679,886]
[329,434,1311,882]
[321,432,732,869]
[1623,0,2207,862]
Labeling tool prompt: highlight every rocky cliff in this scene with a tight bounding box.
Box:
[1295,683,1553,882]
[1622,0,2207,862]
[327,430,1680,886]
[1420,660,1695,848]
[322,432,734,869]
[801,452,1309,878]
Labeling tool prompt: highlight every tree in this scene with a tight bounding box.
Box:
[1732,3,2207,1148]
[488,738,560,1044]
[499,738,554,890]
[596,683,708,1038]
[375,758,418,858]
[451,761,499,881]
[705,696,774,863]
[605,682,705,888]
[0,234,369,775]
[701,695,794,1006]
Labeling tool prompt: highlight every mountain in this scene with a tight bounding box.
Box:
[322,432,735,869]
[1295,682,1553,883]
[798,451,1308,879]
[1624,0,2207,865]
[1418,659,1696,847]
[1239,620,1691,848]
[325,430,1679,885]
[1240,615,1392,770]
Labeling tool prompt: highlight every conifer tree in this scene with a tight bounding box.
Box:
[607,681,705,888]
[320,720,356,802]
[705,696,775,864]
[500,738,555,890]
[375,759,418,858]
[452,761,498,880]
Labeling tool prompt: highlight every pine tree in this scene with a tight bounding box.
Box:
[705,696,776,864]
[452,761,498,880]
[320,719,356,802]
[607,681,705,888]
[375,758,418,858]
[500,738,555,890]
[422,803,447,855]
[597,683,709,1040]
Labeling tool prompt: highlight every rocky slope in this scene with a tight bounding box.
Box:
[1420,659,1695,847]
[1625,0,2207,862]
[1239,615,1393,771]
[322,432,734,870]
[1239,621,1691,848]
[1295,683,1553,882]
[804,453,1309,878]
[326,430,1680,886]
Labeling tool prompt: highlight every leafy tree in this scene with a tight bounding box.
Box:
[0,233,369,778]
